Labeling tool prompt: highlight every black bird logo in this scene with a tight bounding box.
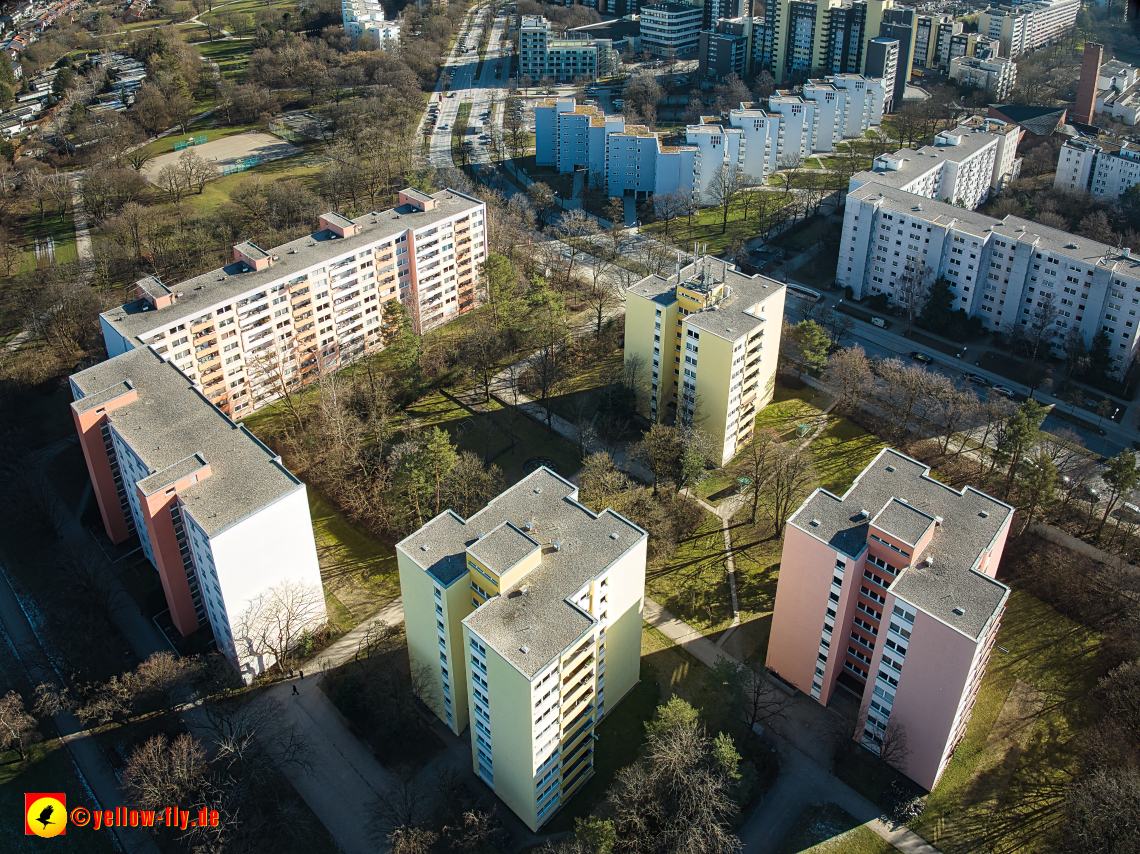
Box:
[35,804,55,830]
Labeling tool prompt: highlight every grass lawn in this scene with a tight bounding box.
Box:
[394,389,583,485]
[695,470,736,505]
[182,149,325,214]
[770,215,835,252]
[646,511,735,634]
[780,803,897,854]
[308,489,399,633]
[544,347,624,424]
[835,589,1100,854]
[755,384,832,439]
[194,37,254,81]
[809,416,885,495]
[644,200,790,256]
[18,208,78,273]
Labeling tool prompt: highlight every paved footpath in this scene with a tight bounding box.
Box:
[258,599,406,854]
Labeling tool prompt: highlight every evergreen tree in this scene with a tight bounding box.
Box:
[919,277,955,329]
[1089,329,1114,379]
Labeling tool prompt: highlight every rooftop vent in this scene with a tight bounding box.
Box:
[886,465,895,473]
[534,486,543,494]
[552,541,562,551]
[979,511,989,519]
[924,556,934,567]
[521,585,529,594]
[520,645,530,654]
[420,544,430,552]
[858,508,869,519]
[524,521,533,531]
[1066,243,1077,249]
[951,607,965,617]
[610,532,619,540]
[935,515,944,526]
[810,519,820,527]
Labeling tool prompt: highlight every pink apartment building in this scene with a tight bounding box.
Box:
[98,188,486,419]
[767,448,1014,791]
[70,346,326,680]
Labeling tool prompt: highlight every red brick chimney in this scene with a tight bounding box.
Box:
[1073,42,1103,125]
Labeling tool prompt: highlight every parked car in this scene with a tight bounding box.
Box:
[991,385,1015,397]
[910,352,933,364]
[968,374,989,387]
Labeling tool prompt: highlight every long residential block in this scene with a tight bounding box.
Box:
[978,0,1079,59]
[839,181,1140,372]
[536,78,885,203]
[397,468,648,831]
[848,117,1021,211]
[70,347,326,679]
[767,449,1014,791]
[624,257,786,466]
[99,189,486,418]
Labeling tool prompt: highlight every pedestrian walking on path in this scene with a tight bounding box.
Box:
[292,685,299,696]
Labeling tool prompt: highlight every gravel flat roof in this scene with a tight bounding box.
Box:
[791,448,1013,639]
[398,468,647,679]
[70,347,303,537]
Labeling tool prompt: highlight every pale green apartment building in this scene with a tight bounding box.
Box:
[397,467,648,831]
[625,257,787,466]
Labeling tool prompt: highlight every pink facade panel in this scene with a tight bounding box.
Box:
[767,526,848,699]
[873,603,977,791]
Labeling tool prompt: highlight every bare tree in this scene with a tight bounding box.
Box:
[235,580,326,674]
[743,669,791,730]
[707,164,743,234]
[895,259,933,333]
[877,718,911,771]
[653,191,684,241]
[370,778,430,841]
[134,652,201,715]
[58,546,124,619]
[0,692,42,761]
[766,444,818,529]
[122,733,208,811]
[823,346,872,414]
[733,427,779,524]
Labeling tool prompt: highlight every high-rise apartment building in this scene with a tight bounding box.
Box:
[912,13,949,68]
[98,189,486,419]
[755,0,898,83]
[877,7,915,107]
[624,258,786,465]
[978,0,1080,59]
[864,37,899,112]
[848,117,1021,210]
[398,468,648,831]
[535,78,885,201]
[70,346,326,680]
[1054,138,1140,200]
[640,2,704,57]
[949,55,1017,100]
[518,16,616,82]
[767,449,1014,791]
[824,2,868,75]
[700,17,753,80]
[839,178,1140,370]
[342,0,401,45]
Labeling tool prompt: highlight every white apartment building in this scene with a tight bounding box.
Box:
[839,181,1140,371]
[342,0,401,45]
[70,347,326,680]
[849,118,1021,211]
[978,0,1079,58]
[1094,61,1140,125]
[949,55,1017,100]
[518,16,614,83]
[99,189,486,419]
[535,76,885,201]
[1055,139,1140,200]
[640,2,704,57]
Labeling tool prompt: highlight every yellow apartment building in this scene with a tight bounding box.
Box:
[396,468,648,831]
[625,257,787,466]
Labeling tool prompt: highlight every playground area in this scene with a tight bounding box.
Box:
[143,132,302,183]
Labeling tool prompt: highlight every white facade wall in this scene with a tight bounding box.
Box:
[1055,140,1140,200]
[839,185,1140,372]
[832,74,887,137]
[803,82,847,153]
[606,134,658,196]
[206,486,325,680]
[768,95,818,160]
[654,147,697,197]
[728,107,781,178]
